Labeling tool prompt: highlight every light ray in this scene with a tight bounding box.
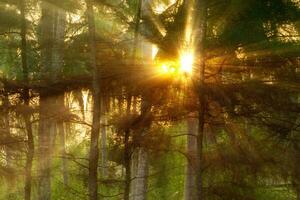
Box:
[180,51,194,74]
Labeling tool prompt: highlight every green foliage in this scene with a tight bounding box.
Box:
[0,0,299,199]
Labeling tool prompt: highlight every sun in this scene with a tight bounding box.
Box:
[157,50,194,76]
[179,51,194,74]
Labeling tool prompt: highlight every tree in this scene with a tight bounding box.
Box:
[38,1,66,199]
[86,0,101,199]
[19,0,34,199]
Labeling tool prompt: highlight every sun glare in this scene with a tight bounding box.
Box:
[160,63,176,74]
[180,51,194,74]
[157,51,194,76]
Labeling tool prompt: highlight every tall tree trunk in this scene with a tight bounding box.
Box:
[86,0,101,199]
[132,1,152,199]
[185,117,198,200]
[131,1,142,199]
[195,0,207,199]
[38,2,66,199]
[20,0,34,199]
[38,3,54,199]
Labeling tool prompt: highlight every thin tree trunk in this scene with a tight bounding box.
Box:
[24,113,34,200]
[124,96,132,200]
[131,1,142,199]
[86,0,101,199]
[20,0,34,199]
[38,6,55,199]
[124,128,131,200]
[195,0,207,199]
[131,1,153,199]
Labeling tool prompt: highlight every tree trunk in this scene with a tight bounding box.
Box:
[86,0,101,200]
[124,128,131,200]
[185,117,198,200]
[131,1,152,199]
[133,97,151,200]
[195,0,207,199]
[133,148,149,200]
[38,96,54,200]
[20,0,34,199]
[130,150,138,200]
[24,113,34,200]
[38,2,66,199]
[124,96,132,200]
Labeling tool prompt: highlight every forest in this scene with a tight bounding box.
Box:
[0,0,299,200]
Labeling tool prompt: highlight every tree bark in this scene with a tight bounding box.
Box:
[195,0,207,199]
[38,2,66,199]
[185,117,198,200]
[130,150,138,200]
[133,148,149,200]
[19,0,34,199]
[86,0,101,200]
[38,96,54,200]
[133,96,151,200]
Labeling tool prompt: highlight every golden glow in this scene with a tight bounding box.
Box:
[160,63,176,74]
[82,90,89,112]
[180,51,194,74]
[157,50,194,76]
[180,0,196,75]
[153,0,176,14]
[152,45,159,60]
[184,0,195,46]
[161,64,169,73]
[154,4,166,14]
